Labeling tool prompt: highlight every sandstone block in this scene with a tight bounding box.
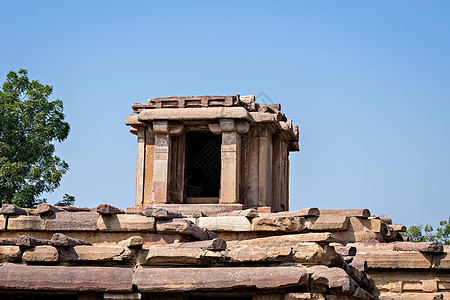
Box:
[379,293,444,300]
[118,236,145,248]
[7,215,45,231]
[393,242,443,253]
[0,238,16,245]
[332,231,382,243]
[309,266,358,295]
[138,107,251,122]
[133,267,308,291]
[257,206,272,214]
[350,260,368,272]
[346,242,396,253]
[98,214,155,231]
[142,206,182,219]
[156,219,215,240]
[51,233,91,247]
[16,235,50,247]
[266,207,320,217]
[225,244,292,263]
[252,216,306,232]
[349,217,382,233]
[35,203,63,215]
[380,217,393,225]
[175,238,227,251]
[96,204,125,215]
[149,203,243,217]
[197,216,252,232]
[1,204,29,215]
[389,225,407,232]
[0,245,21,261]
[217,208,258,217]
[141,246,207,265]
[306,215,348,231]
[0,215,5,231]
[64,245,127,262]
[354,250,433,269]
[293,243,337,265]
[329,243,357,256]
[319,209,370,217]
[229,232,335,247]
[59,206,92,212]
[0,264,133,292]
[45,212,98,231]
[22,246,59,262]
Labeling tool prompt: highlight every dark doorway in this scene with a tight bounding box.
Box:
[185,131,221,199]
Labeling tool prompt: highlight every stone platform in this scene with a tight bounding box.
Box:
[2,203,445,299]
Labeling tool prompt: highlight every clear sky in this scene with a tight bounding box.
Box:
[1,1,449,228]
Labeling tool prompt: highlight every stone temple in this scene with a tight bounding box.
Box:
[0,95,449,299]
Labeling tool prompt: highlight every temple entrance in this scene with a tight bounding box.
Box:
[185,131,221,203]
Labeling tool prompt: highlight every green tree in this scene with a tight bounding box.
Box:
[54,194,75,207]
[405,217,450,245]
[0,69,70,208]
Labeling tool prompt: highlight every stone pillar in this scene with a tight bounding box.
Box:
[135,127,145,206]
[143,127,155,205]
[219,119,241,204]
[271,134,282,212]
[246,126,260,207]
[258,127,273,207]
[152,121,171,203]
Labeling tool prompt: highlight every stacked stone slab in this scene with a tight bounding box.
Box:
[2,202,434,299]
[0,203,384,299]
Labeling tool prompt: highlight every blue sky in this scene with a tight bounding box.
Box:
[1,1,449,227]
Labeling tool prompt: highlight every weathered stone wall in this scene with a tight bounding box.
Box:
[0,203,379,300]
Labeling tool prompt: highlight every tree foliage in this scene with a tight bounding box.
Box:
[405,217,450,245]
[0,69,70,208]
[54,194,75,207]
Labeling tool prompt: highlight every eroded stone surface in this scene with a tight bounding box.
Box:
[156,219,215,240]
[197,216,252,232]
[45,212,98,231]
[35,203,62,215]
[393,242,443,253]
[306,215,348,231]
[0,246,21,261]
[65,245,127,262]
[1,204,29,215]
[22,246,59,262]
[133,267,308,291]
[252,216,306,232]
[0,264,133,292]
[51,233,91,247]
[354,250,433,269]
[118,236,145,248]
[98,214,155,232]
[7,215,45,231]
[96,204,124,215]
[319,209,370,218]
